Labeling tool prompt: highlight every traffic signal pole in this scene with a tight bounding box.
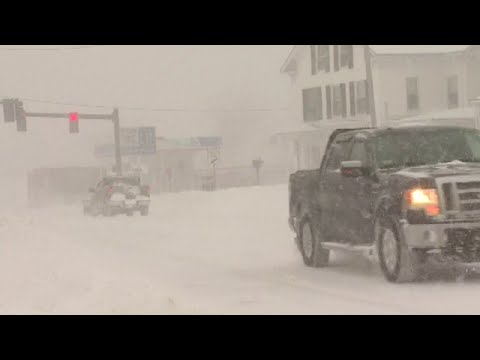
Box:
[364,45,377,128]
[112,108,122,176]
[3,99,124,176]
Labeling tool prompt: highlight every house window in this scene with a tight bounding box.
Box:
[333,45,340,72]
[340,83,347,118]
[448,75,459,109]
[340,45,354,69]
[326,86,332,119]
[332,85,345,118]
[302,87,323,122]
[356,80,369,114]
[406,77,419,111]
[349,82,356,116]
[316,45,330,72]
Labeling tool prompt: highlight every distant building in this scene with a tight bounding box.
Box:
[94,135,223,193]
[273,45,480,171]
[143,137,223,192]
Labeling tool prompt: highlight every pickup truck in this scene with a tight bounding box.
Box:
[83,175,150,217]
[289,125,480,283]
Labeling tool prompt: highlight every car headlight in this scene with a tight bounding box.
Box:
[404,188,440,217]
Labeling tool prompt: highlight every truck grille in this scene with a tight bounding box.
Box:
[445,229,480,262]
[438,177,480,215]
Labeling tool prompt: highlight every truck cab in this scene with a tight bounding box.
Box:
[289,125,480,282]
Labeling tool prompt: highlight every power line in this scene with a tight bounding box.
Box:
[0,45,102,52]
[4,96,288,113]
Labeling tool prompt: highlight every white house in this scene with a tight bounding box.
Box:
[274,45,480,171]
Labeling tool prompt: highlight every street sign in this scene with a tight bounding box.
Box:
[95,127,156,157]
[120,127,156,155]
[207,148,220,163]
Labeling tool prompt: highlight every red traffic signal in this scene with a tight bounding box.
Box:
[69,112,79,133]
[69,112,79,122]
[2,99,16,123]
[15,101,27,132]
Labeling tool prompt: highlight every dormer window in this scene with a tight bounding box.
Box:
[340,45,354,69]
[317,46,330,72]
[310,46,331,75]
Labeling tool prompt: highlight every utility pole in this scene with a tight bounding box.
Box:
[112,108,122,176]
[364,45,377,128]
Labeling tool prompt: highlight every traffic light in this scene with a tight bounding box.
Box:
[2,99,26,131]
[15,101,26,132]
[2,99,16,123]
[69,112,79,133]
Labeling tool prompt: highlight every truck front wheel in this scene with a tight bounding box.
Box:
[299,217,329,268]
[377,216,423,283]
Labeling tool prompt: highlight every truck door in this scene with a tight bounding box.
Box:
[341,136,376,244]
[318,134,353,242]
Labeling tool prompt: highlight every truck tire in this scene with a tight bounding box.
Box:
[126,210,134,217]
[298,217,329,268]
[376,216,422,283]
[140,207,149,216]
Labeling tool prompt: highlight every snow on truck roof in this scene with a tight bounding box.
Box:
[338,125,478,138]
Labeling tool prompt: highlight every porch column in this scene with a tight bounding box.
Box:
[471,97,480,129]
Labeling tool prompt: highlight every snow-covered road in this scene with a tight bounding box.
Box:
[2,185,480,314]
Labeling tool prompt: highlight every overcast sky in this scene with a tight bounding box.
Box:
[0,45,469,173]
[0,45,292,171]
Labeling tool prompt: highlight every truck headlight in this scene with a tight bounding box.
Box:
[404,188,440,217]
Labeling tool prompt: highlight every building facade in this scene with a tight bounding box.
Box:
[275,45,480,171]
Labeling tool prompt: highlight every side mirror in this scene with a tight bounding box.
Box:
[340,161,366,178]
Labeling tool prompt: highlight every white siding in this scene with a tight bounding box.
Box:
[279,45,480,171]
[374,53,467,123]
[466,46,480,100]
[289,45,372,126]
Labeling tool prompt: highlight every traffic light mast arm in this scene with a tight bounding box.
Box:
[24,112,114,120]
[3,100,122,176]
[25,109,122,175]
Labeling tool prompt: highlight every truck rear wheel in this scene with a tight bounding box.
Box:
[377,216,422,283]
[299,217,329,268]
[140,207,149,216]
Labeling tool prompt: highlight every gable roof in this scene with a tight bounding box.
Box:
[281,45,472,73]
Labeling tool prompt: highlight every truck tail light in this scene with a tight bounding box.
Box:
[107,187,113,197]
[404,188,440,217]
